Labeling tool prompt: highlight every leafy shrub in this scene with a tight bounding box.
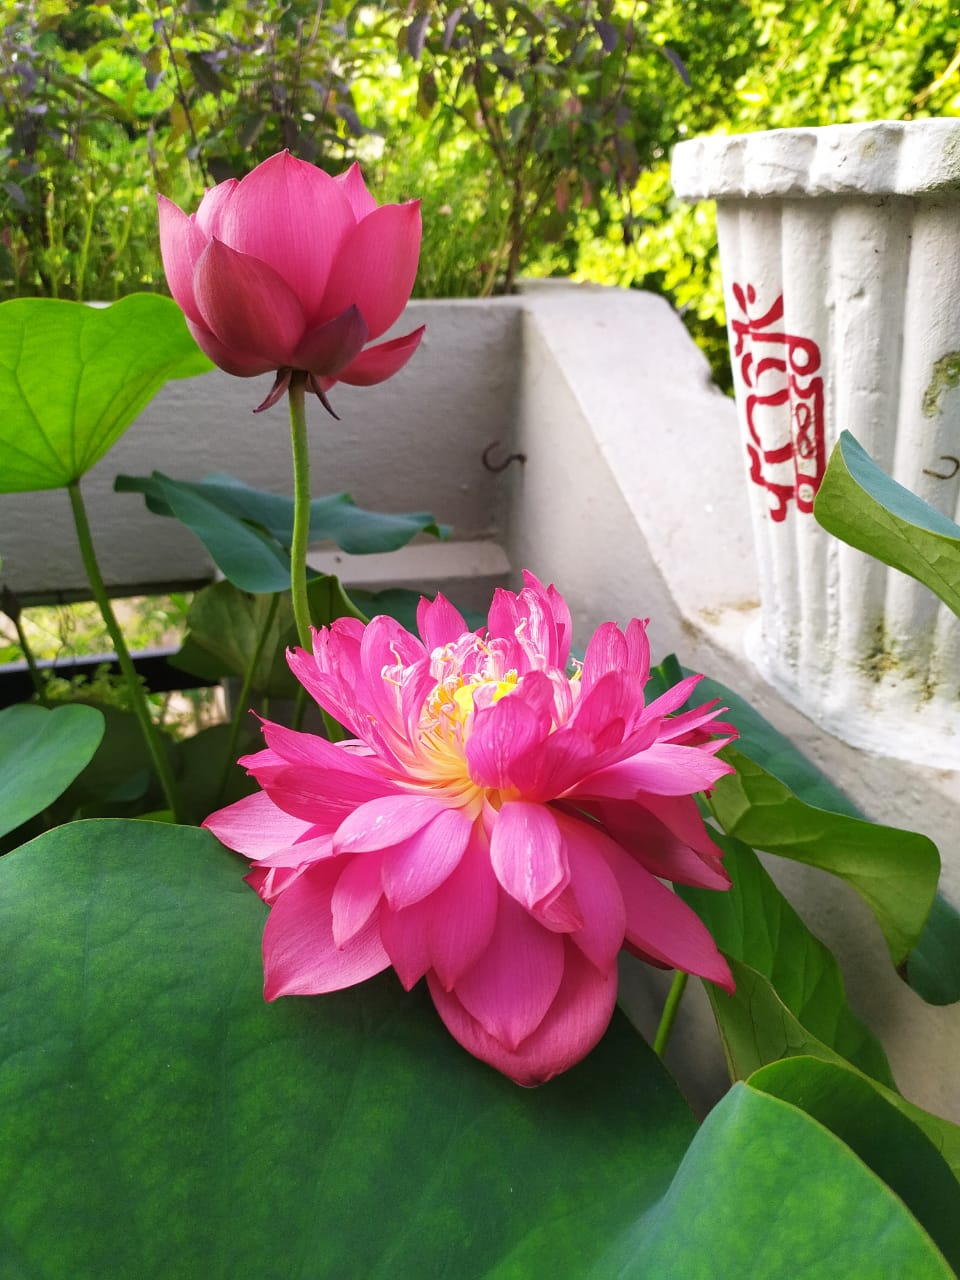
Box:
[1,0,958,384]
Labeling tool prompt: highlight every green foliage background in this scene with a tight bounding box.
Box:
[2,0,959,383]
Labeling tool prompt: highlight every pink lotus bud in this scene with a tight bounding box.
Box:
[158,152,424,413]
[204,572,737,1086]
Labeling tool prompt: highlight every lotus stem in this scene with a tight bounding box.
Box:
[2,588,48,706]
[215,590,281,807]
[287,371,314,651]
[16,615,48,705]
[67,481,183,823]
[653,970,689,1059]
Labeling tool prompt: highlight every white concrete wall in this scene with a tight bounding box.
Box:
[0,298,523,603]
[508,282,960,1122]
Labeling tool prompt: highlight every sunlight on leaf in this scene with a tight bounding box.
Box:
[0,296,212,492]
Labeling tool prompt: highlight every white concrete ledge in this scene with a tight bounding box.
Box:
[308,539,511,614]
[0,297,524,602]
[672,118,960,199]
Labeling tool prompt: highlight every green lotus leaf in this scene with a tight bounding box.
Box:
[0,295,212,492]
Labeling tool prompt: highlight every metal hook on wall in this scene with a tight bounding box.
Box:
[482,441,527,473]
[922,455,960,481]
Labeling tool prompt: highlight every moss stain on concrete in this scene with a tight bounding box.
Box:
[922,351,960,418]
[858,622,901,683]
[919,673,939,704]
[698,599,761,625]
[857,622,943,699]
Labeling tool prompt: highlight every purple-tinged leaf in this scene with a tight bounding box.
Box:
[443,6,464,50]
[595,19,619,52]
[406,12,429,60]
[660,43,691,86]
[334,102,365,136]
[2,181,27,209]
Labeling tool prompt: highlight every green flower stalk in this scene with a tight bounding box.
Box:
[68,482,183,823]
[287,374,313,650]
[156,149,425,659]
[653,970,689,1059]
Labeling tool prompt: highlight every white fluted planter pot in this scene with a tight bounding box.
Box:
[672,119,960,769]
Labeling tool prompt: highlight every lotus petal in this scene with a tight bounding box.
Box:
[193,238,306,368]
[321,201,422,339]
[262,860,390,998]
[217,150,355,325]
[326,326,426,389]
[157,195,208,327]
[429,943,617,1085]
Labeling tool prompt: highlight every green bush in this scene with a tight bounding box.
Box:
[1,0,958,385]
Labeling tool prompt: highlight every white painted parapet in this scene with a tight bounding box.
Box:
[505,281,960,1125]
[0,298,523,611]
[672,120,960,769]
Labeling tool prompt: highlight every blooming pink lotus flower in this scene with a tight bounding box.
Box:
[205,573,736,1085]
[158,151,424,413]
